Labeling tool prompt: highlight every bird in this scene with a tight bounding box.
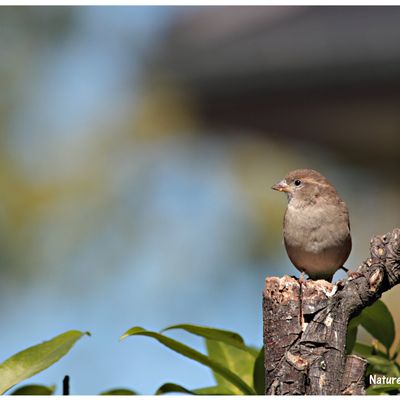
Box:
[272,169,351,282]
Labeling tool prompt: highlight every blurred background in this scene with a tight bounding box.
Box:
[1,6,400,394]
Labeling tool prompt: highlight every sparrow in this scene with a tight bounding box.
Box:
[272,169,351,282]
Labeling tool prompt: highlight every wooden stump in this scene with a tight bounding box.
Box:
[263,228,400,395]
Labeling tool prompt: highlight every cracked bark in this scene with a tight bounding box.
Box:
[263,228,400,395]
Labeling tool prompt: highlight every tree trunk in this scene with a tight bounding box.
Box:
[263,228,400,395]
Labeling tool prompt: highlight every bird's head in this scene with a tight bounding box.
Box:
[272,169,335,204]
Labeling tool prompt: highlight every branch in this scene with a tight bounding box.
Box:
[263,228,400,395]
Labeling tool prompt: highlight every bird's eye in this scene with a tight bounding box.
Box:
[294,179,301,186]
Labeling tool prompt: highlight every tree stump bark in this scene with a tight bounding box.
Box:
[263,228,400,395]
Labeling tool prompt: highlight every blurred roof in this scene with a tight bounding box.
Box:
[153,7,400,168]
[159,7,400,91]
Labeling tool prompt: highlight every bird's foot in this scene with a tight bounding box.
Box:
[298,271,307,285]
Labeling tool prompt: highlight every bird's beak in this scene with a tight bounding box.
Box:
[271,179,290,192]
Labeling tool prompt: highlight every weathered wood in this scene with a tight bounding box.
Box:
[341,355,367,395]
[263,228,400,395]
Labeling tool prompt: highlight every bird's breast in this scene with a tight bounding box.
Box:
[283,202,351,279]
[283,203,349,253]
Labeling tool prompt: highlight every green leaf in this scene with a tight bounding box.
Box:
[206,339,256,394]
[155,383,195,395]
[366,384,400,395]
[346,326,358,354]
[162,324,247,350]
[120,327,256,395]
[366,386,387,395]
[100,388,138,395]
[365,355,394,375]
[352,342,387,359]
[253,347,264,395]
[365,355,392,366]
[358,300,395,351]
[391,338,400,360]
[155,382,234,395]
[246,345,261,358]
[387,362,400,377]
[352,342,374,358]
[347,315,362,355]
[0,330,89,394]
[194,385,235,394]
[366,385,386,395]
[348,314,362,331]
[10,384,55,395]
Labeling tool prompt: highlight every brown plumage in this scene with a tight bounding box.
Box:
[272,169,351,282]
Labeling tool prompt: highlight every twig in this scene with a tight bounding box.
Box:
[263,228,400,395]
